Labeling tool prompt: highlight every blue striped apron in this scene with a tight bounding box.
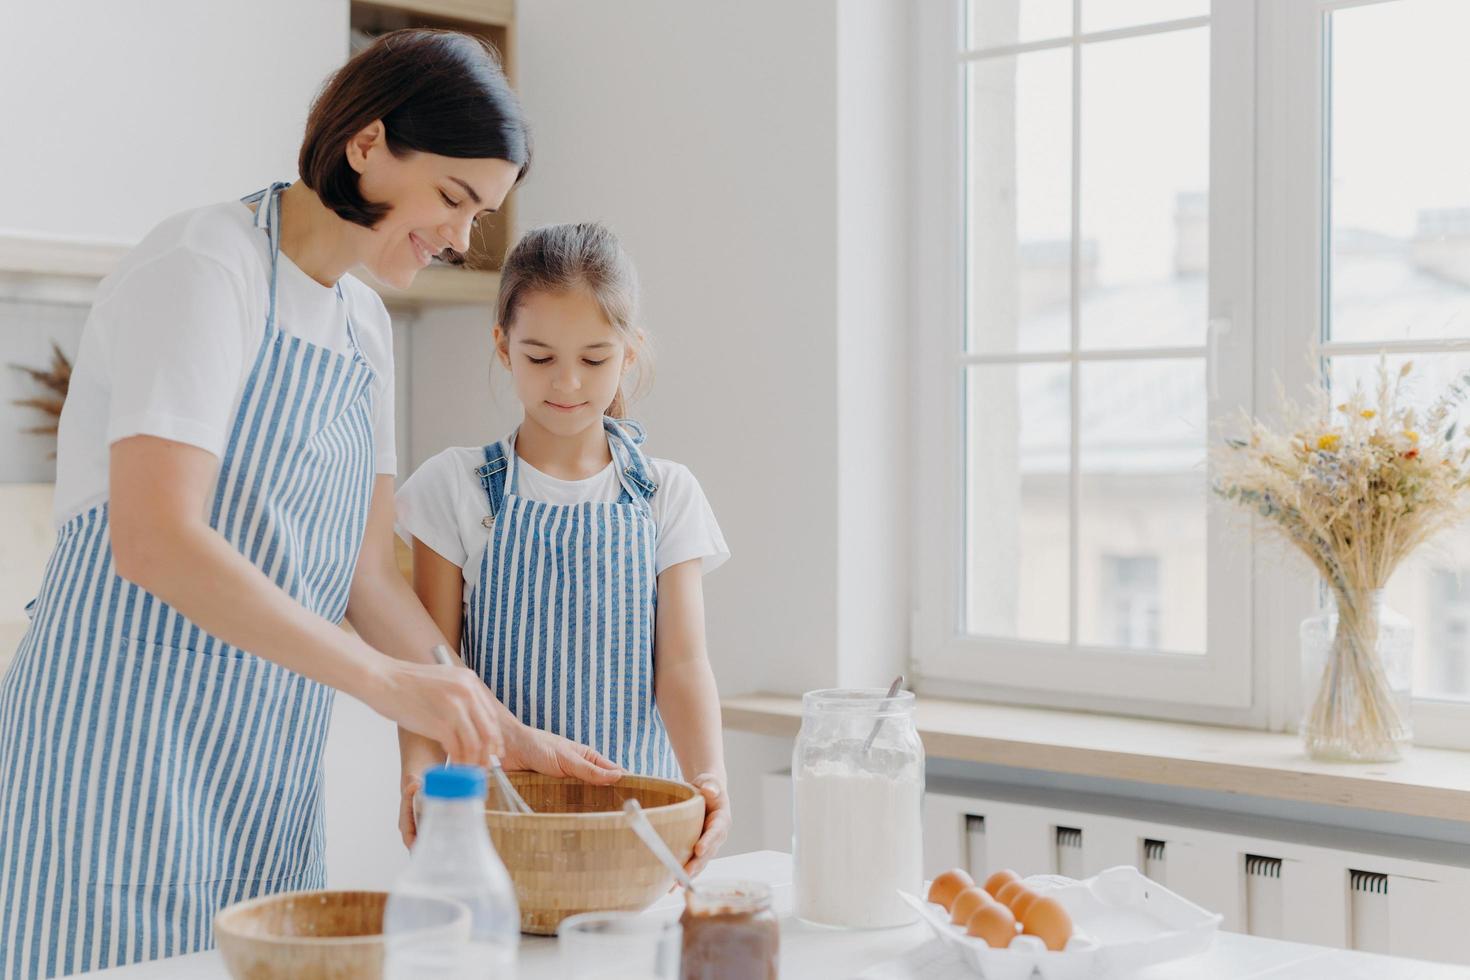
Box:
[0,182,378,978]
[463,417,679,779]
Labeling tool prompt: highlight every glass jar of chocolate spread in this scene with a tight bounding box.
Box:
[678,880,779,980]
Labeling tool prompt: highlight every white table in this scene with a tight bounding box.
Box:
[81,851,1468,979]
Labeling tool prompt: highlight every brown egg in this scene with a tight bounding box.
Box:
[965,900,1018,948]
[926,869,975,911]
[1009,888,1042,921]
[1022,896,1075,952]
[994,879,1035,911]
[982,868,1020,899]
[949,886,994,926]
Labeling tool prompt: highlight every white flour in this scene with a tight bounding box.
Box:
[793,758,923,928]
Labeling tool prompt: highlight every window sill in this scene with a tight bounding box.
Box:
[721,692,1470,822]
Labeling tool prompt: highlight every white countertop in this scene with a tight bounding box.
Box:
[80,851,1466,979]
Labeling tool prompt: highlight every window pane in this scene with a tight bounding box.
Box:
[967,363,1071,643]
[967,48,1072,355]
[1079,27,1209,351]
[1423,555,1470,701]
[1082,0,1207,35]
[970,0,1072,50]
[1328,0,1470,344]
[1077,359,1206,653]
[1327,353,1470,701]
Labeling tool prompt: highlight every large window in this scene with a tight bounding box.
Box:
[915,0,1470,740]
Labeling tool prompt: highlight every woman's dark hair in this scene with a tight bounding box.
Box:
[299,29,531,228]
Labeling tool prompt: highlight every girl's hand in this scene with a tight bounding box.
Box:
[500,720,624,785]
[397,737,445,849]
[398,771,423,849]
[684,773,730,878]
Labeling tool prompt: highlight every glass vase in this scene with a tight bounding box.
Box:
[1299,589,1412,762]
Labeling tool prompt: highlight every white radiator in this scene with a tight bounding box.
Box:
[1055,826,1085,879]
[1142,838,1167,885]
[757,770,1470,965]
[1349,869,1391,955]
[1243,854,1284,940]
[964,814,986,881]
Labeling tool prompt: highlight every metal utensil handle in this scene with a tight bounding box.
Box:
[623,798,696,893]
[489,759,535,815]
[862,674,906,754]
[429,645,534,814]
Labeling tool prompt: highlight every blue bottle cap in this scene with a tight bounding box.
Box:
[423,764,488,801]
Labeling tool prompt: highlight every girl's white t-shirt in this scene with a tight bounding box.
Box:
[396,441,730,602]
[52,198,397,527]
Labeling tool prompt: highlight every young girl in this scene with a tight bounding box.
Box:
[396,222,731,872]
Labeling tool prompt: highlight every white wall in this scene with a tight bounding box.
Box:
[0,1,346,243]
[403,305,514,472]
[835,0,911,689]
[515,0,846,701]
[506,1,912,852]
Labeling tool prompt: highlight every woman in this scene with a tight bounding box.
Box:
[0,30,618,978]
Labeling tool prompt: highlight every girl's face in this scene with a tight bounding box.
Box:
[349,121,520,289]
[494,287,634,437]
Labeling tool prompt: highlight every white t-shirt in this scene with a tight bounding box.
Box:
[396,441,730,602]
[52,198,397,526]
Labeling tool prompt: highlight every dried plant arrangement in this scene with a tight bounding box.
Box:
[1212,358,1470,760]
[10,341,72,457]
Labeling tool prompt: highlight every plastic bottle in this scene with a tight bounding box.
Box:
[384,764,519,978]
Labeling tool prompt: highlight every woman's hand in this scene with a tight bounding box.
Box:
[499,720,623,784]
[684,773,731,878]
[365,659,507,765]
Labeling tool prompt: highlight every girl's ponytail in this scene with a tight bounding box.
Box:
[607,387,627,420]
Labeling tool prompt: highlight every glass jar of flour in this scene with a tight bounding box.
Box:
[792,687,923,928]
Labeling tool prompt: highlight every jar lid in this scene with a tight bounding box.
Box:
[684,880,773,916]
[802,687,915,715]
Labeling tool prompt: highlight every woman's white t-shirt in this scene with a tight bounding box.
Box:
[52,198,397,526]
[396,441,730,603]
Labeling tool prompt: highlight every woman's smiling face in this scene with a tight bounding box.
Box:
[349,122,520,288]
[495,286,634,437]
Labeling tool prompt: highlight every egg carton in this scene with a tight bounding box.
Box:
[900,866,1221,980]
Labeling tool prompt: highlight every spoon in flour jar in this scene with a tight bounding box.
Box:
[861,674,906,755]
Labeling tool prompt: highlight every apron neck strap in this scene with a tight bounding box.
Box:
[241,182,291,335]
[480,421,658,513]
[605,417,658,502]
[241,182,364,356]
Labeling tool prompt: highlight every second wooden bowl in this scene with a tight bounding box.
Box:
[214,889,467,979]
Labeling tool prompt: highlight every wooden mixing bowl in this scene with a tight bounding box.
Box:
[214,889,467,979]
[486,772,705,934]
